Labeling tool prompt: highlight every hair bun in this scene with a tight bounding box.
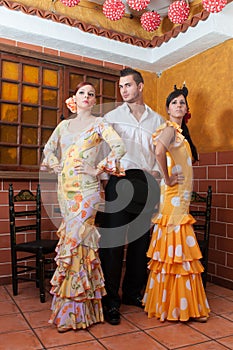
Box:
[182,84,188,97]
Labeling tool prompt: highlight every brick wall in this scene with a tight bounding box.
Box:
[1,152,233,288]
[0,177,59,285]
[193,151,233,289]
[0,37,232,289]
[0,37,124,72]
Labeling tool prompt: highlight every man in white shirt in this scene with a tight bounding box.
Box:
[99,68,164,325]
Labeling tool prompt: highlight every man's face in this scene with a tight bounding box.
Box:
[119,75,143,103]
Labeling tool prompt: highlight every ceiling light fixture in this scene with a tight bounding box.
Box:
[59,0,80,7]
[168,0,190,24]
[127,0,151,11]
[103,0,125,20]
[202,0,227,13]
[140,11,161,31]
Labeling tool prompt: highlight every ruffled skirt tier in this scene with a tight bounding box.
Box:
[143,214,210,322]
[49,198,106,330]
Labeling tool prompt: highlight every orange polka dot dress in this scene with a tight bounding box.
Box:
[143,121,210,322]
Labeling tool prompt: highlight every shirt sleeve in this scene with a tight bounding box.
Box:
[96,120,126,176]
[40,121,64,171]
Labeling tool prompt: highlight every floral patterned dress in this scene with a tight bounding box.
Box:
[41,118,125,330]
[143,121,210,322]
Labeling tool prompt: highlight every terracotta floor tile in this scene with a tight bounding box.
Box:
[15,296,51,313]
[176,340,230,349]
[123,310,171,330]
[34,325,94,348]
[0,313,30,333]
[0,286,12,301]
[120,303,144,314]
[217,335,233,348]
[23,308,52,328]
[189,315,233,339]
[226,296,233,302]
[99,331,167,350]
[206,284,233,298]
[89,317,139,338]
[0,330,43,350]
[209,297,233,315]
[52,340,107,349]
[222,311,233,322]
[1,282,233,349]
[5,282,51,301]
[206,290,220,300]
[146,322,209,349]
[0,300,19,315]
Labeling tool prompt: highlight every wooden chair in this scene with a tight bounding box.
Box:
[190,185,212,288]
[9,183,58,302]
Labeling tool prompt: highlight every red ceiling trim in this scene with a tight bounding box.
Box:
[0,0,211,48]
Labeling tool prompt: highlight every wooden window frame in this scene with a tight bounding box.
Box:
[0,44,120,177]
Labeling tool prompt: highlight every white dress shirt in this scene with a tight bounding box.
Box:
[102,102,164,175]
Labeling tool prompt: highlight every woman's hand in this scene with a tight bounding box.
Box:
[74,159,102,177]
[165,172,184,187]
[52,165,63,174]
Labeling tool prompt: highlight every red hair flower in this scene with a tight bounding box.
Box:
[184,109,191,124]
[65,96,77,113]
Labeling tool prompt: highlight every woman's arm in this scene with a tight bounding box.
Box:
[155,126,184,186]
[74,121,126,177]
[95,121,126,176]
[40,121,65,173]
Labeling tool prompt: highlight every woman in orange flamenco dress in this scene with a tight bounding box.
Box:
[143,85,210,322]
[41,82,125,332]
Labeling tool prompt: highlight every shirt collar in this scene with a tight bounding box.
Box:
[123,102,149,121]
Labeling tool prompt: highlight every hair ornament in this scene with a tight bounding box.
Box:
[65,96,77,113]
[184,108,191,124]
[174,82,188,97]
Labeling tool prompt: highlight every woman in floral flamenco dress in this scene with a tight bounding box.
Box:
[143,85,210,322]
[41,82,125,332]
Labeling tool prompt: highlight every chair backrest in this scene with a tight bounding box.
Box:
[190,186,212,242]
[9,184,41,247]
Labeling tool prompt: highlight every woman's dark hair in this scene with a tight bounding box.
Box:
[166,85,199,162]
[181,119,198,162]
[74,81,95,95]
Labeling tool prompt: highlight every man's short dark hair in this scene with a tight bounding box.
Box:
[120,68,144,85]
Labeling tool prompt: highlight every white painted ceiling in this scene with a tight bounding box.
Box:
[0,2,232,74]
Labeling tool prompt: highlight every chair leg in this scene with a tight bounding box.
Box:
[36,256,40,288]
[11,252,18,296]
[38,251,46,303]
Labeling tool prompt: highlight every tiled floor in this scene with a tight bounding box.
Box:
[0,282,233,350]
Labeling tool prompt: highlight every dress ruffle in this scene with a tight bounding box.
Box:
[143,208,210,322]
[152,212,196,227]
[49,210,106,330]
[152,120,184,146]
[49,243,106,330]
[143,272,210,321]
